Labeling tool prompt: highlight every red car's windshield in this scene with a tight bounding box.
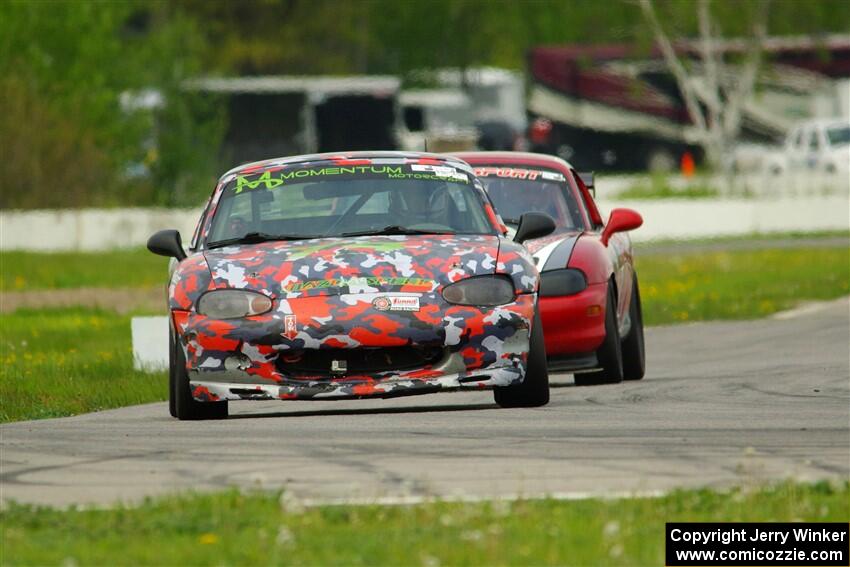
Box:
[474,166,584,229]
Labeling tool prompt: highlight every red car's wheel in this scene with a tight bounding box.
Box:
[575,282,624,386]
[171,331,228,421]
[622,275,646,381]
[494,310,550,408]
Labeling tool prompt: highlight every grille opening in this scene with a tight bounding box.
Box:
[278,346,445,377]
[230,388,270,398]
[458,375,490,383]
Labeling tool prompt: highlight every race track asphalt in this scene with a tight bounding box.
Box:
[1,298,848,508]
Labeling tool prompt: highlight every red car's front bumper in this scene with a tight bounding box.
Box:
[539,281,608,357]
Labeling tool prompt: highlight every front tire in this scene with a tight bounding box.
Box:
[168,328,178,417]
[575,282,624,386]
[621,275,646,381]
[494,310,549,408]
[170,330,228,421]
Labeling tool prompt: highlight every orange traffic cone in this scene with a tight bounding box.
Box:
[681,152,695,177]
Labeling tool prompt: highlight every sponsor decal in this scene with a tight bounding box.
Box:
[474,167,566,182]
[284,276,435,293]
[233,164,470,194]
[372,296,420,312]
[283,314,298,340]
[540,171,566,181]
[235,166,404,194]
[410,164,469,182]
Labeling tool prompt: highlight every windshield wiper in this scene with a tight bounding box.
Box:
[206,231,317,249]
[339,225,456,237]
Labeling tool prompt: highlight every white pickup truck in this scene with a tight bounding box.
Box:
[733,119,850,175]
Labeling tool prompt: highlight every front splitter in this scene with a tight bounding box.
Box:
[190,366,524,401]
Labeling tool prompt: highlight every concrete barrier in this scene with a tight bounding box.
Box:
[1,207,201,251]
[595,196,850,240]
[131,316,169,371]
[1,196,847,251]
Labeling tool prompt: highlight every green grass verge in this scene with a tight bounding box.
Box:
[618,184,720,200]
[637,247,849,325]
[635,229,849,249]
[0,308,165,422]
[1,481,846,566]
[0,248,168,291]
[617,174,720,200]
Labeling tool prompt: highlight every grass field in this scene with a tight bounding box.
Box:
[1,243,847,422]
[618,182,720,200]
[0,308,165,422]
[0,248,168,291]
[1,481,846,566]
[637,247,849,325]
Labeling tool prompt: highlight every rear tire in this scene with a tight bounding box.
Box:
[494,311,549,408]
[621,276,646,381]
[575,283,624,386]
[171,330,228,421]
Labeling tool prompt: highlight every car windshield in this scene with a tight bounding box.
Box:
[206,163,495,246]
[826,126,850,146]
[474,166,583,229]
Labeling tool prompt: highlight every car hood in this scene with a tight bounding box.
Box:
[202,234,502,298]
[523,230,581,271]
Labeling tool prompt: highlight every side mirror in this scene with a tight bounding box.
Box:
[601,208,643,246]
[147,229,187,261]
[513,212,556,244]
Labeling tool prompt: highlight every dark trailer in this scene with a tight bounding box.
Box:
[186,76,402,167]
[528,35,850,171]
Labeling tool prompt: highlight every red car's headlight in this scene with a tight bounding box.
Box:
[442,275,515,306]
[539,269,587,297]
[196,290,272,319]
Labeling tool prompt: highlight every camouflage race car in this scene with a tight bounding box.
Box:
[147,152,556,420]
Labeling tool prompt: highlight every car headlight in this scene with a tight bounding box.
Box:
[442,275,515,306]
[197,289,273,319]
[539,269,587,297]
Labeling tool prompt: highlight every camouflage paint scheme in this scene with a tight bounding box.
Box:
[167,152,540,402]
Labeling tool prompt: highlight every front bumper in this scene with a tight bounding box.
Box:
[539,281,608,356]
[174,292,535,402]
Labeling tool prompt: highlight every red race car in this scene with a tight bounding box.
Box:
[453,152,645,385]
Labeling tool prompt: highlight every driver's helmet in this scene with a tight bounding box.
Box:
[388,182,450,224]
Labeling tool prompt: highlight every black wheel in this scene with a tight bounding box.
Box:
[494,310,549,408]
[621,275,646,381]
[575,282,624,386]
[168,327,177,417]
[171,330,228,421]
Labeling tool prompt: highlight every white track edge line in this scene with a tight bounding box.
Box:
[297,489,668,508]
